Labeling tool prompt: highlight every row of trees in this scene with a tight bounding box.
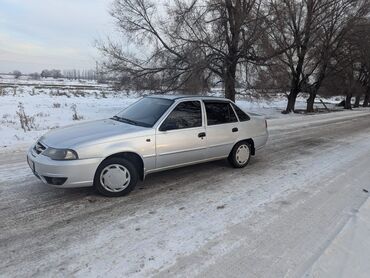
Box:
[62,69,98,80]
[99,0,370,113]
[38,69,99,80]
[11,69,99,81]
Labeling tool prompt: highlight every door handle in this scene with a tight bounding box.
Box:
[232,127,238,133]
[198,132,206,138]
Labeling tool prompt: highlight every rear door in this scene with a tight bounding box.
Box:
[203,101,239,159]
[155,100,207,169]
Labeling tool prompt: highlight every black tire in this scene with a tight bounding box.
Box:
[94,157,138,197]
[228,141,252,168]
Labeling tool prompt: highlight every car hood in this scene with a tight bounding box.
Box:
[40,119,149,148]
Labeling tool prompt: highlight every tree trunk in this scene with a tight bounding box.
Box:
[307,64,327,113]
[344,93,352,109]
[224,61,237,102]
[285,42,308,114]
[284,73,301,113]
[285,88,299,113]
[354,95,361,108]
[363,89,369,107]
[306,92,317,113]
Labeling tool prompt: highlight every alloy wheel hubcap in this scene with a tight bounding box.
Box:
[236,145,250,165]
[100,164,131,192]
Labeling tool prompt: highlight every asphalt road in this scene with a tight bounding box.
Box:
[1,110,370,278]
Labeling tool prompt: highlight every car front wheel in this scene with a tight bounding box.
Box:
[94,157,138,197]
[229,141,252,168]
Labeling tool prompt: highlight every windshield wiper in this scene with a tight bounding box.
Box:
[111,115,123,122]
[111,116,139,126]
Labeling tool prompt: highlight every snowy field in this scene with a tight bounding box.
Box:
[0,86,133,149]
[0,74,106,86]
[0,79,341,150]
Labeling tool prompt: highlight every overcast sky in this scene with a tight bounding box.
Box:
[0,0,114,73]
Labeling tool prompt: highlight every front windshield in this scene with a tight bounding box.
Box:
[113,97,174,127]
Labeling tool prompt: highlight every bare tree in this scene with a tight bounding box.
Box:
[40,69,63,79]
[306,0,370,112]
[268,0,326,113]
[268,0,367,113]
[29,72,41,80]
[356,19,370,107]
[13,70,22,79]
[99,0,281,101]
[321,30,364,110]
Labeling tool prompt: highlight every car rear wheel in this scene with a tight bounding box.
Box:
[228,141,252,168]
[94,158,138,197]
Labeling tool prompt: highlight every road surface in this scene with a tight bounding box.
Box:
[1,109,370,278]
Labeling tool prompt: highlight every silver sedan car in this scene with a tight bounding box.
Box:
[27,95,268,197]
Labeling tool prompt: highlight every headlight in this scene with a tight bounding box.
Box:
[43,148,78,160]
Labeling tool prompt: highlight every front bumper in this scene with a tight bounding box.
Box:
[27,148,102,188]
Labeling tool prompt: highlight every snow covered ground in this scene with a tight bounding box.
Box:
[305,197,370,278]
[1,106,370,277]
[0,74,104,86]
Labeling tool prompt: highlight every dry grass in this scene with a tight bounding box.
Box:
[16,102,36,132]
[71,104,84,121]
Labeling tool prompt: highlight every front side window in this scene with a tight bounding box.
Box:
[160,101,202,131]
[114,97,173,127]
[204,101,237,125]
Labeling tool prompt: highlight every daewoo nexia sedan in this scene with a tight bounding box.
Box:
[27,95,268,197]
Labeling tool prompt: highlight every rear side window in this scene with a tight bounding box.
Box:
[232,104,250,121]
[160,101,202,131]
[204,101,238,125]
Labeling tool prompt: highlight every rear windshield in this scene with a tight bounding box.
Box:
[115,97,173,127]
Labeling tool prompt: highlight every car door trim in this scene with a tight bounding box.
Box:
[207,142,235,148]
[146,155,228,174]
[157,145,208,156]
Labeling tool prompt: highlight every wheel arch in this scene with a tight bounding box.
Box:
[100,152,145,180]
[232,138,255,156]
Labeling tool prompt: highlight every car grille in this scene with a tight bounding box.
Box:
[34,142,46,154]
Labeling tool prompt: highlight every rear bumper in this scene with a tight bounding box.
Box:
[254,132,269,151]
[27,148,102,188]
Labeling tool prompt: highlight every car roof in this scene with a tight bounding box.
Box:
[146,94,232,102]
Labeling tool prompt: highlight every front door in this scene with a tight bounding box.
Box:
[155,100,207,169]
